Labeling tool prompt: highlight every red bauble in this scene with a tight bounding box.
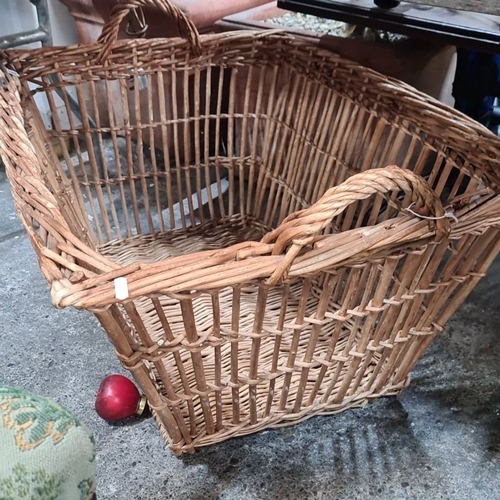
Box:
[95,374,146,422]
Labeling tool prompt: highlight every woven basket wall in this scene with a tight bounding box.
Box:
[2,0,500,455]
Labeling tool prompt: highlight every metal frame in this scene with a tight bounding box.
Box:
[0,0,53,49]
[0,2,100,161]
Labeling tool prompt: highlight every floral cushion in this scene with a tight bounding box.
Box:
[0,386,96,500]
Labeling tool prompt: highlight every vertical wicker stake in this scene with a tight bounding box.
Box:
[249,285,269,425]
[348,256,402,395]
[123,301,193,444]
[335,258,399,403]
[229,286,242,425]
[152,297,198,436]
[293,274,336,411]
[180,297,215,436]
[95,308,183,447]
[211,292,223,431]
[279,279,312,411]
[320,267,364,404]
[264,283,291,416]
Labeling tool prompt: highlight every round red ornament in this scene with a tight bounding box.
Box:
[95,374,147,422]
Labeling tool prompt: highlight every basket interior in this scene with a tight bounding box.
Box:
[25,39,486,252]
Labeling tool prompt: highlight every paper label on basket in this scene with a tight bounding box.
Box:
[114,277,129,300]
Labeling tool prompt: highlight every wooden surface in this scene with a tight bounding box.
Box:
[404,0,500,15]
[279,0,500,52]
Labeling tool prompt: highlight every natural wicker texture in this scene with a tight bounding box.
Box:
[2,0,500,454]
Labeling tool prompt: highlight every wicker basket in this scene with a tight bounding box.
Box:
[2,0,500,455]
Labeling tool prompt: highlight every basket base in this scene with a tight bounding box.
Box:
[154,377,410,455]
[99,215,268,266]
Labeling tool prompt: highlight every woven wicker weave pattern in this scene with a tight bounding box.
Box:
[2,0,500,454]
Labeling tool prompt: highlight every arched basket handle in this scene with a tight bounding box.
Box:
[97,0,202,63]
[261,165,450,285]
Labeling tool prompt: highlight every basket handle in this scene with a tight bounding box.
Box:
[97,0,202,62]
[262,166,450,285]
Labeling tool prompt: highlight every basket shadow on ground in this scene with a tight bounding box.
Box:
[180,397,441,500]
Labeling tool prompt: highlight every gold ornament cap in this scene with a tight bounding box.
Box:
[136,395,147,416]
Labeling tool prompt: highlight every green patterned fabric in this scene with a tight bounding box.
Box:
[0,386,96,500]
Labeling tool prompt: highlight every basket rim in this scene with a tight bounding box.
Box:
[5,29,500,176]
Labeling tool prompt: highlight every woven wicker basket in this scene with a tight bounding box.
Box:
[2,0,500,455]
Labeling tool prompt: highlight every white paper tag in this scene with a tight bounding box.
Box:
[114,277,129,300]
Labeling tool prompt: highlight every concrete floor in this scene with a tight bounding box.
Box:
[2,165,500,500]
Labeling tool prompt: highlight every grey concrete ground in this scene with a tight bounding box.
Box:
[2,163,500,500]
